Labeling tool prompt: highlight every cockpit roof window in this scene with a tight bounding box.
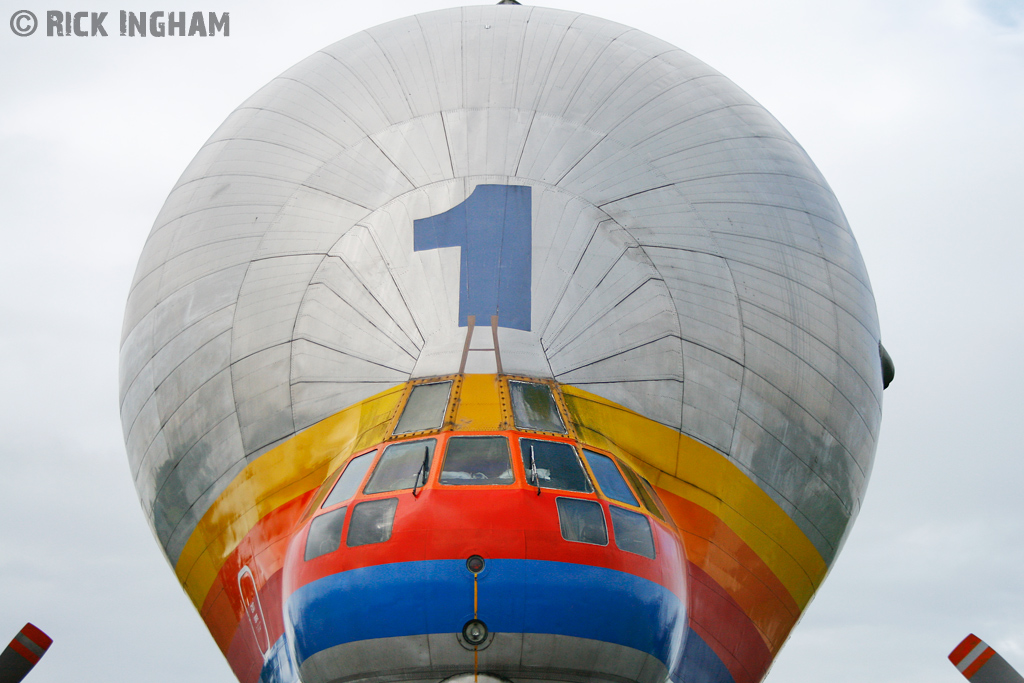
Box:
[394,381,452,435]
[509,381,566,434]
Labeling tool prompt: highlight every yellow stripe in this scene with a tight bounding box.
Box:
[173,375,828,613]
[561,385,827,608]
[174,384,405,609]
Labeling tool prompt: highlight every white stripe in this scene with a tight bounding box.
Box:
[14,632,44,657]
[958,641,991,673]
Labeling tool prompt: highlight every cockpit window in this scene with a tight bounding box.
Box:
[347,498,398,547]
[520,439,592,493]
[363,439,435,495]
[556,497,607,545]
[509,381,566,434]
[440,436,514,486]
[639,477,673,524]
[609,506,656,558]
[394,381,452,435]
[322,451,375,509]
[305,506,347,561]
[620,465,666,522]
[582,450,639,507]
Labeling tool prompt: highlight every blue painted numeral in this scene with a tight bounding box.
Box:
[413,184,532,331]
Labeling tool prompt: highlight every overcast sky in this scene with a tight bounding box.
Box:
[1,0,1022,681]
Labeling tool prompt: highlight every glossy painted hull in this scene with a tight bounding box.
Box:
[289,559,683,682]
[166,377,827,683]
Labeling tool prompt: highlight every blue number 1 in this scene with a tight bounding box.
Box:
[413,184,532,331]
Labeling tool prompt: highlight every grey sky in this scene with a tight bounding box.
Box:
[1,0,1021,681]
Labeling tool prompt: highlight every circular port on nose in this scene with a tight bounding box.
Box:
[466,555,485,573]
[462,619,488,646]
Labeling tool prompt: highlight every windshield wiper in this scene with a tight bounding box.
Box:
[530,444,540,496]
[412,445,429,498]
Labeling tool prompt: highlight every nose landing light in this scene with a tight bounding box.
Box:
[462,619,488,646]
[466,555,485,573]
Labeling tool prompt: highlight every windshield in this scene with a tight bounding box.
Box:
[439,436,514,486]
[363,440,435,494]
[520,439,592,492]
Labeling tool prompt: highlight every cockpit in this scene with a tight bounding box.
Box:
[292,375,676,572]
[279,375,688,683]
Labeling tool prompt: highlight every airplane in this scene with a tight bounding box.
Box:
[118,2,891,683]
[950,635,1024,683]
[0,624,50,683]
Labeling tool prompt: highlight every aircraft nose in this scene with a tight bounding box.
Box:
[281,483,687,683]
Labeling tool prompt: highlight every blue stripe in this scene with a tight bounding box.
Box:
[286,559,685,673]
[259,637,297,683]
[675,627,735,683]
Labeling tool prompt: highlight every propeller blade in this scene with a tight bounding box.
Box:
[0,624,51,683]
[950,634,1024,683]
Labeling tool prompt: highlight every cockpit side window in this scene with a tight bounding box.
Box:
[520,439,593,493]
[620,465,666,522]
[363,439,435,494]
[639,476,674,525]
[322,451,375,509]
[347,498,398,547]
[439,436,514,486]
[556,497,607,545]
[582,450,639,507]
[609,506,656,558]
[509,381,566,433]
[305,506,347,561]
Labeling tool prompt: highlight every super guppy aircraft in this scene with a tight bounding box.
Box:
[118,4,891,683]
